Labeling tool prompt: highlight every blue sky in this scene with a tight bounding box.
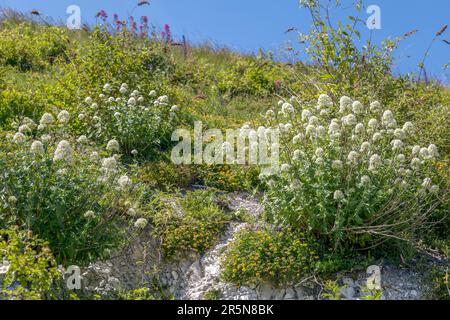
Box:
[1,0,449,82]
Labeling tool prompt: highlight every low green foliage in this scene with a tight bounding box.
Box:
[0,112,146,264]
[0,228,59,300]
[152,190,230,258]
[221,228,318,286]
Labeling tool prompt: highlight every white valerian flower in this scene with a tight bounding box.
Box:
[281,163,291,172]
[403,122,414,135]
[347,151,359,165]
[131,90,140,97]
[396,154,406,163]
[106,139,120,152]
[318,94,333,108]
[99,94,105,99]
[0,259,10,275]
[170,105,179,112]
[158,95,169,104]
[90,151,99,162]
[328,121,340,136]
[342,114,357,126]
[419,147,429,159]
[315,147,324,158]
[57,110,70,124]
[372,132,382,142]
[360,175,371,186]
[333,190,345,201]
[391,139,404,151]
[31,140,44,155]
[382,110,397,128]
[410,157,421,170]
[149,90,157,97]
[266,109,275,118]
[305,124,316,137]
[18,124,31,133]
[134,218,148,229]
[277,100,284,107]
[369,101,382,113]
[108,97,115,103]
[428,144,439,158]
[332,160,343,170]
[8,196,17,205]
[315,125,325,137]
[22,117,36,128]
[411,145,420,156]
[53,140,73,163]
[394,128,406,140]
[429,185,439,193]
[369,154,382,171]
[41,134,52,143]
[281,102,294,115]
[360,141,371,153]
[354,123,365,134]
[352,101,364,114]
[13,132,26,143]
[315,157,324,165]
[127,208,137,216]
[308,116,319,125]
[77,135,88,144]
[301,109,311,121]
[85,97,93,104]
[128,97,136,106]
[84,210,96,219]
[101,157,118,172]
[91,103,98,109]
[137,96,144,104]
[339,96,353,113]
[78,113,85,120]
[422,177,432,189]
[293,149,302,161]
[40,113,54,126]
[368,119,378,128]
[120,82,129,90]
[118,175,132,189]
[103,83,112,92]
[114,112,121,119]
[131,149,138,156]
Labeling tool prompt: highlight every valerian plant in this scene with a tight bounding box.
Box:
[78,83,180,160]
[0,109,149,264]
[261,94,447,251]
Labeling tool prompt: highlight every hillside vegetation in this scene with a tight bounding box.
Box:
[0,2,448,300]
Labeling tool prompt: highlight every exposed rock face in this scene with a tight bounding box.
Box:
[80,191,432,300]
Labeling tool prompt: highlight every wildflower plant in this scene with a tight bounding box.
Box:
[78,83,179,159]
[0,110,148,264]
[262,94,447,250]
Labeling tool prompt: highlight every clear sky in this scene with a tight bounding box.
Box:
[1,0,449,82]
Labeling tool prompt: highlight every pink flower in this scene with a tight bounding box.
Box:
[96,10,107,20]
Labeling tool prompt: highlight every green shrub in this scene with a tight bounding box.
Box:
[0,22,68,71]
[0,111,147,264]
[152,190,230,258]
[0,228,59,300]
[221,228,318,286]
[262,94,447,252]
[78,83,180,160]
[138,161,195,191]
